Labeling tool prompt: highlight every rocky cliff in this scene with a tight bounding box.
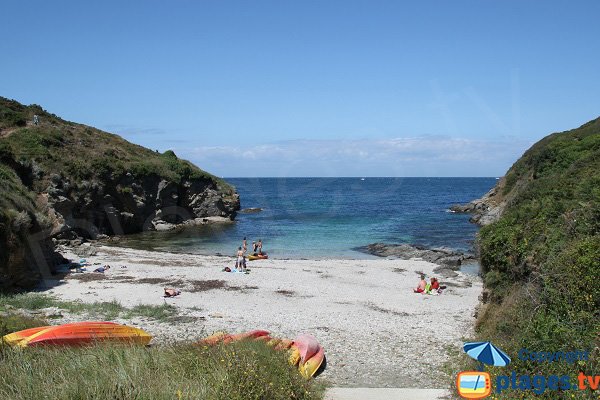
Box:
[0,97,240,290]
[449,180,506,226]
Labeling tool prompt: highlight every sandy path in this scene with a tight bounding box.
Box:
[42,245,481,388]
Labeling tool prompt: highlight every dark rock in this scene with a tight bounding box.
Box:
[73,244,98,257]
[432,267,459,278]
[480,290,490,304]
[43,174,240,238]
[240,207,263,213]
[448,184,504,226]
[356,243,476,269]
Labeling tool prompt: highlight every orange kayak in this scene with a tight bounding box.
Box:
[16,322,151,347]
[197,331,231,346]
[292,334,320,363]
[3,326,49,346]
[274,339,294,351]
[247,253,268,261]
[225,329,270,343]
[2,322,118,346]
[198,330,270,346]
[299,345,325,379]
[266,338,282,347]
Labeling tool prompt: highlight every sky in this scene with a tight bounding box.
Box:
[1,1,599,177]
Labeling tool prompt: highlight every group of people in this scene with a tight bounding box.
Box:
[247,237,264,255]
[234,237,264,272]
[413,274,443,295]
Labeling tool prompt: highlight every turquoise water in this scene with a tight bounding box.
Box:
[115,178,496,259]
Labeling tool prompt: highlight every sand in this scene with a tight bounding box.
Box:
[41,245,482,388]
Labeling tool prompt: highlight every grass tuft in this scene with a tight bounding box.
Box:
[0,293,179,322]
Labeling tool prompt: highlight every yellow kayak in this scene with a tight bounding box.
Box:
[299,346,325,379]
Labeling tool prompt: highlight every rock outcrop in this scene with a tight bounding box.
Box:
[240,207,263,214]
[449,179,506,226]
[356,243,476,268]
[46,173,239,239]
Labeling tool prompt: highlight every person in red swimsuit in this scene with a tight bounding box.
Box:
[414,274,427,293]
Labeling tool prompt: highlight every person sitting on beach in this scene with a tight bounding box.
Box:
[413,274,427,293]
[93,265,110,273]
[164,288,181,297]
[430,277,445,294]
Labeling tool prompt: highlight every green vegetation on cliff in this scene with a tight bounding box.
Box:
[473,117,599,395]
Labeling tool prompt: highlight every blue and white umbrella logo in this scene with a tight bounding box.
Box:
[463,341,511,370]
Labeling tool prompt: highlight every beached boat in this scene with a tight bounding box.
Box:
[3,326,50,346]
[2,322,119,346]
[196,330,325,379]
[197,329,270,345]
[299,345,325,378]
[248,253,268,260]
[292,333,320,363]
[224,329,270,343]
[6,322,151,347]
[198,331,230,345]
[274,338,294,350]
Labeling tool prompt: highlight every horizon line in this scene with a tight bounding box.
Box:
[221,176,501,179]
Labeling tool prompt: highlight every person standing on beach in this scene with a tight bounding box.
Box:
[257,239,263,254]
[236,246,245,271]
[242,237,247,253]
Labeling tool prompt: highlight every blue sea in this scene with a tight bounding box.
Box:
[116,178,496,259]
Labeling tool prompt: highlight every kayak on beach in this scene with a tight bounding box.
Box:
[2,321,119,346]
[197,329,325,379]
[248,253,268,260]
[3,322,152,347]
[299,345,325,379]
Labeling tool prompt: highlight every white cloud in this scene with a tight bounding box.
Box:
[174,136,533,177]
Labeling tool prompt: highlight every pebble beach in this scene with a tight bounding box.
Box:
[42,245,482,388]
